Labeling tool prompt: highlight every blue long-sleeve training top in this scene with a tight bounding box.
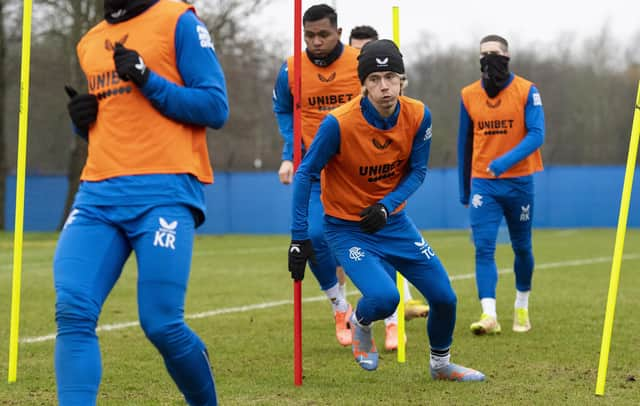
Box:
[141,9,229,129]
[291,96,433,240]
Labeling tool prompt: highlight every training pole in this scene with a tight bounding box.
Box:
[8,0,33,383]
[292,0,303,387]
[595,81,640,396]
[392,5,406,363]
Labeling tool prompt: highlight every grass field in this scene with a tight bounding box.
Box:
[0,229,639,405]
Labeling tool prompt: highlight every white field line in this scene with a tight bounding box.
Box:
[19,254,640,344]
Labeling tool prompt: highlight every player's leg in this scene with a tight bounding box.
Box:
[381,265,427,350]
[325,220,399,370]
[382,290,400,351]
[378,261,407,351]
[469,178,504,335]
[336,266,347,298]
[503,177,535,332]
[54,206,131,405]
[131,205,217,405]
[381,212,484,382]
[308,180,351,345]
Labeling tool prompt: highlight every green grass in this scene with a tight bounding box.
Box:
[0,229,639,405]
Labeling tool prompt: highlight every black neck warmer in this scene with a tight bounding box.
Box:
[104,0,158,24]
[306,42,343,67]
[480,54,510,98]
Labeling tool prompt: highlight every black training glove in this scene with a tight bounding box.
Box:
[288,239,314,281]
[65,85,98,132]
[113,43,150,87]
[359,203,389,234]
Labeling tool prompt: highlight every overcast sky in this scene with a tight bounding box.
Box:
[248,0,640,54]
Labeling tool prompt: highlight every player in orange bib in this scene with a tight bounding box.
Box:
[347,24,430,351]
[54,1,228,404]
[273,4,361,348]
[457,35,545,336]
[288,39,484,381]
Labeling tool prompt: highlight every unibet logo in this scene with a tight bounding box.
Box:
[359,160,404,183]
[154,217,178,250]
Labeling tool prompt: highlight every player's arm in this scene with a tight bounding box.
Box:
[139,10,229,129]
[272,62,295,161]
[291,115,341,240]
[379,107,432,212]
[457,99,473,205]
[487,85,545,176]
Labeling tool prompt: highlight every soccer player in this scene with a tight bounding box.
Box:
[54,0,228,404]
[348,25,379,49]
[273,4,361,347]
[457,35,545,335]
[288,39,485,381]
[347,24,430,350]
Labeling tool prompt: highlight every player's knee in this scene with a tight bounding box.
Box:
[429,287,457,310]
[55,291,99,334]
[475,242,496,260]
[376,288,400,319]
[307,226,327,250]
[140,318,191,354]
[511,241,532,257]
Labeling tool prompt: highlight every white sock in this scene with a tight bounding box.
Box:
[480,298,497,318]
[339,282,347,300]
[350,312,372,330]
[384,308,398,326]
[515,290,530,309]
[430,349,451,370]
[325,283,348,313]
[403,279,413,301]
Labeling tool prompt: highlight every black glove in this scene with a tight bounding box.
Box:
[65,85,98,132]
[288,239,314,281]
[113,43,150,87]
[359,203,389,234]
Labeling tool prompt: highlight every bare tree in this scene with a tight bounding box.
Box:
[0,0,25,229]
[194,0,284,171]
[29,0,102,228]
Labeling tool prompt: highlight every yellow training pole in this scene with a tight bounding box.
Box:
[595,81,640,396]
[392,5,406,363]
[8,0,33,383]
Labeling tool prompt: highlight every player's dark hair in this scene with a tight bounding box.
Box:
[480,34,509,52]
[303,4,338,27]
[349,25,378,43]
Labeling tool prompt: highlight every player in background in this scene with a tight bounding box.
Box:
[347,24,430,350]
[54,0,228,404]
[457,34,545,335]
[288,39,485,381]
[273,4,361,347]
